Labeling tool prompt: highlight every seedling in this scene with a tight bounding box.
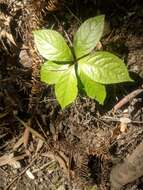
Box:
[33,15,132,109]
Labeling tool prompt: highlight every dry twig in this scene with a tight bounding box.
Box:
[113,88,143,112]
[15,115,45,142]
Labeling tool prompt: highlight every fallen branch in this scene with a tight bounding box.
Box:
[113,88,143,112]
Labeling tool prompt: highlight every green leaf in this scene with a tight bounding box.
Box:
[79,70,106,104]
[73,15,105,59]
[33,29,73,61]
[78,51,133,84]
[40,61,69,84]
[55,65,78,109]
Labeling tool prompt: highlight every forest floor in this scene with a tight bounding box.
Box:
[0,1,143,190]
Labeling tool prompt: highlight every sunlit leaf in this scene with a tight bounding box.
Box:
[33,30,73,61]
[55,65,78,109]
[40,61,69,84]
[78,51,132,84]
[73,15,105,59]
[79,70,106,104]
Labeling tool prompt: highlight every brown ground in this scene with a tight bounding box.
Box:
[0,1,143,190]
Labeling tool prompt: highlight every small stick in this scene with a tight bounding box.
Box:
[65,6,81,23]
[113,88,143,112]
[14,115,45,142]
[36,119,48,140]
[63,29,73,47]
[23,127,30,148]
[53,15,73,46]
[0,167,8,175]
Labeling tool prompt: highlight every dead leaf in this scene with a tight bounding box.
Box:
[42,151,69,176]
[36,139,44,154]
[0,153,27,168]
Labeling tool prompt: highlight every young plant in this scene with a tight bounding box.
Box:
[33,15,132,109]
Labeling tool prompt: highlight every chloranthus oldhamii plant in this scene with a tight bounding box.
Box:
[33,15,132,109]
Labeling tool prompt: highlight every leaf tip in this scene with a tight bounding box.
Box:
[61,104,66,110]
[129,77,134,82]
[98,99,105,105]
